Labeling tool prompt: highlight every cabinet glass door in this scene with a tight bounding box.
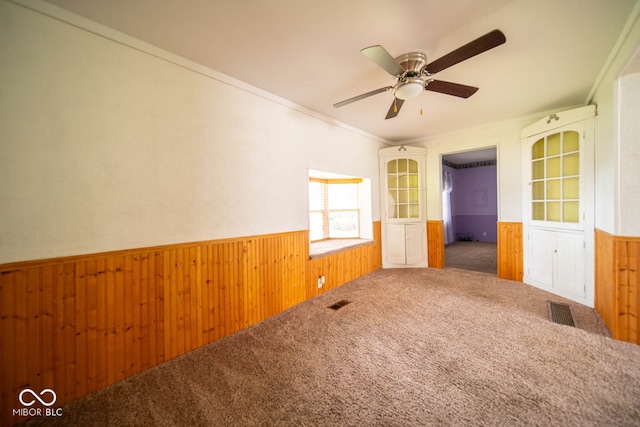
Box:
[531,131,580,223]
[387,158,419,219]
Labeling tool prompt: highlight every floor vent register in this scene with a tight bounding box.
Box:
[328,300,351,310]
[547,301,578,327]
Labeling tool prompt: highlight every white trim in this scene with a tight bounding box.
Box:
[379,145,427,156]
[521,105,596,139]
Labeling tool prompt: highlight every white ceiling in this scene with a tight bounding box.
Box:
[42,0,638,144]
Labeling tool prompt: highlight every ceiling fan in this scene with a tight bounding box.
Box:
[333,29,506,119]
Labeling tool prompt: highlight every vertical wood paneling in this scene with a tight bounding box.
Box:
[627,241,639,342]
[115,256,126,383]
[427,220,445,269]
[53,265,65,403]
[26,269,41,399]
[85,260,98,394]
[614,238,640,344]
[63,263,76,403]
[594,229,640,345]
[231,241,242,334]
[208,245,219,342]
[124,255,134,379]
[41,266,55,394]
[595,229,615,335]
[218,243,228,339]
[15,271,27,404]
[616,242,630,342]
[497,222,523,281]
[243,238,258,328]
[95,259,108,389]
[155,252,165,366]
[1,271,16,417]
[139,254,150,372]
[306,221,382,299]
[595,230,610,332]
[0,224,381,426]
[75,261,87,399]
[131,255,141,376]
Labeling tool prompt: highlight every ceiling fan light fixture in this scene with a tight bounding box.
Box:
[393,78,424,100]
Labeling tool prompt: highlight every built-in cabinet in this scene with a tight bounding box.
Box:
[379,146,428,268]
[528,229,585,298]
[386,223,424,265]
[521,105,595,305]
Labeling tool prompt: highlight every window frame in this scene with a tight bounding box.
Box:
[309,177,362,242]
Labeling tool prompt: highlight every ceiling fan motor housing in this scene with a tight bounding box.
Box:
[393,52,428,100]
[395,52,427,74]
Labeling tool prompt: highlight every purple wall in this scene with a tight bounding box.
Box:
[446,164,497,243]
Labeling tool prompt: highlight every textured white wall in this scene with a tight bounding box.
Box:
[0,2,384,263]
[592,83,617,234]
[618,71,640,235]
[591,6,640,235]
[414,118,528,223]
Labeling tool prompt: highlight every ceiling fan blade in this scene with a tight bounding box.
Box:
[385,98,405,120]
[361,45,405,76]
[426,29,506,74]
[425,80,479,98]
[333,86,392,108]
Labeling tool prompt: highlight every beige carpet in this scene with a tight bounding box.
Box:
[445,241,497,275]
[27,268,640,426]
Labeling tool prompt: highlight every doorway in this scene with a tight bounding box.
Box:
[442,147,498,275]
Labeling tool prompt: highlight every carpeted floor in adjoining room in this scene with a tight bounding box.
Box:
[445,240,497,275]
[27,268,640,427]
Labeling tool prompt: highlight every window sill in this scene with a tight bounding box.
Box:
[309,239,374,260]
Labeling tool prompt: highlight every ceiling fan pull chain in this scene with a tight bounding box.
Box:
[394,98,397,113]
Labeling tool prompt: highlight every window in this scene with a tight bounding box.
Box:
[531,131,580,223]
[309,178,361,241]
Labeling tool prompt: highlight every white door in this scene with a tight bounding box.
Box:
[405,223,423,265]
[387,224,407,265]
[528,230,554,285]
[554,234,585,298]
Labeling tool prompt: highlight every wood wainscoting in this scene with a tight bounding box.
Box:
[307,222,382,299]
[0,222,381,425]
[427,220,444,269]
[595,229,640,344]
[497,222,523,282]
